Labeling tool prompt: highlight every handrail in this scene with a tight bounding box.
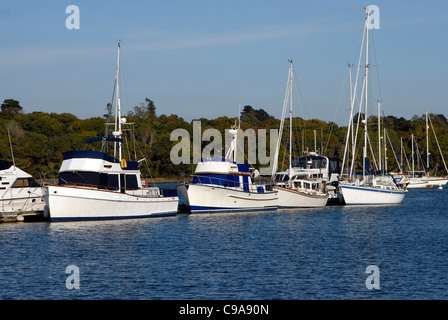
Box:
[191,174,271,193]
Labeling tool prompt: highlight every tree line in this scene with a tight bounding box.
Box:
[1,98,448,180]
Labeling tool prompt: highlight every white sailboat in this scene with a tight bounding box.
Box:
[397,133,429,189]
[419,112,448,188]
[178,122,278,213]
[45,43,179,221]
[271,60,328,208]
[395,113,448,189]
[339,9,405,205]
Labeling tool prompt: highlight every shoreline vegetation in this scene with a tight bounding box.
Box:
[1,99,448,181]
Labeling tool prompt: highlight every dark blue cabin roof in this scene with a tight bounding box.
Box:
[0,160,13,170]
[62,150,139,170]
[63,150,119,163]
[197,157,250,173]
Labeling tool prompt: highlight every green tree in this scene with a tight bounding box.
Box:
[1,99,23,117]
[240,105,274,126]
[128,98,157,120]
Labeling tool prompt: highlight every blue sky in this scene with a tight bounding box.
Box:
[1,0,447,126]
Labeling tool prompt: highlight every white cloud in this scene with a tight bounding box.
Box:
[1,18,357,68]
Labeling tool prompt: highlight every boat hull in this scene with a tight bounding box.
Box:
[0,186,46,214]
[425,178,448,187]
[186,184,278,213]
[274,186,328,208]
[46,185,178,221]
[339,184,405,205]
[405,179,429,189]
[402,177,448,189]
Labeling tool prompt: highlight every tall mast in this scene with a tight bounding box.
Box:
[400,136,403,170]
[378,100,381,172]
[113,42,123,160]
[271,60,293,180]
[289,60,293,178]
[362,8,370,182]
[426,111,429,176]
[341,63,354,179]
[412,134,415,178]
[384,127,387,172]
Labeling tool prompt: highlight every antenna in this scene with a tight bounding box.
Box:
[7,128,16,170]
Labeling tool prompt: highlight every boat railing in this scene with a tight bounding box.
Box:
[274,178,328,195]
[191,174,272,193]
[58,181,165,197]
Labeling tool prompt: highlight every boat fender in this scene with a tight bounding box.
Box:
[252,169,260,179]
[121,159,127,169]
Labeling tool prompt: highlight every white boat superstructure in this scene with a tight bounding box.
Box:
[0,160,46,214]
[338,9,405,205]
[179,125,278,213]
[46,43,178,221]
[273,170,328,208]
[270,60,328,208]
[290,152,341,204]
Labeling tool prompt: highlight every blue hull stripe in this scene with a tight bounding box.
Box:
[50,212,177,222]
[190,205,276,213]
[340,185,405,194]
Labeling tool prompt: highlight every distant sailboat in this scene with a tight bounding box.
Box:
[420,112,448,188]
[338,9,405,205]
[271,60,328,208]
[403,133,429,189]
[395,112,448,189]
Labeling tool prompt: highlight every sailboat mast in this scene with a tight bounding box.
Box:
[378,100,381,172]
[426,111,429,176]
[363,8,370,181]
[412,134,415,178]
[271,61,291,179]
[289,60,293,177]
[400,136,403,170]
[384,127,387,172]
[113,42,123,161]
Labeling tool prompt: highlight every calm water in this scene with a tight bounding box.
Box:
[1,187,448,300]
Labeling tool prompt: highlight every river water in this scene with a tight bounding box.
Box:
[1,187,447,300]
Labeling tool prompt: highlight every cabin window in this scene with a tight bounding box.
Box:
[12,178,29,188]
[192,174,239,187]
[12,178,40,188]
[59,172,106,188]
[125,174,139,190]
[108,174,119,190]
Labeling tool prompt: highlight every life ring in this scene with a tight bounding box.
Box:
[121,159,127,168]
